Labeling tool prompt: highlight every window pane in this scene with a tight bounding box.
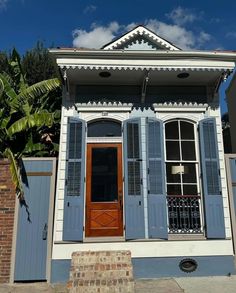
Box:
[167,184,181,195]
[166,163,181,183]
[182,141,196,160]
[67,162,81,196]
[180,121,194,139]
[149,161,162,194]
[182,163,197,183]
[128,161,141,195]
[88,120,121,137]
[127,123,140,159]
[165,121,179,139]
[183,185,198,195]
[206,161,220,195]
[91,148,118,202]
[166,141,180,160]
[69,123,82,159]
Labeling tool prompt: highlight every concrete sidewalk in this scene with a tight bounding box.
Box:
[1,275,236,292]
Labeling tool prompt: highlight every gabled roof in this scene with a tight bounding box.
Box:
[102,25,180,51]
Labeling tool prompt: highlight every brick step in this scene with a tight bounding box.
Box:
[68,250,134,293]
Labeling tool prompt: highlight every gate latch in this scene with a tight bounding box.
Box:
[42,223,48,240]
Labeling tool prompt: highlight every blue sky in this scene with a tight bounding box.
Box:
[1,0,236,113]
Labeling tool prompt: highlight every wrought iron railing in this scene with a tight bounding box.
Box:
[167,195,202,234]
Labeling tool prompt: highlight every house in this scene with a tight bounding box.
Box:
[49,26,236,282]
[226,71,236,153]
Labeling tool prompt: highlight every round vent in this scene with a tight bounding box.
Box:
[179,258,198,273]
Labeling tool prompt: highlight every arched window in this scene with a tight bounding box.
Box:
[165,120,202,234]
[87,119,122,137]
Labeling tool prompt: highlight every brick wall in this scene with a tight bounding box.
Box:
[68,250,134,293]
[0,159,16,283]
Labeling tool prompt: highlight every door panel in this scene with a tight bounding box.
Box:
[86,143,123,237]
[14,160,52,281]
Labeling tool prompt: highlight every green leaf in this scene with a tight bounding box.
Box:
[23,142,45,154]
[8,112,54,136]
[3,148,24,199]
[7,116,28,136]
[18,78,60,102]
[0,73,17,101]
[52,143,59,152]
[10,48,27,90]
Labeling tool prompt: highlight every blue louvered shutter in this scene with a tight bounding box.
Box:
[199,118,225,239]
[63,117,85,241]
[146,118,168,239]
[123,118,145,240]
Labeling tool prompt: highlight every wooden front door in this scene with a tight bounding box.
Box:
[86,143,123,237]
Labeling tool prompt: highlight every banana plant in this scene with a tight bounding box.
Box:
[0,48,61,199]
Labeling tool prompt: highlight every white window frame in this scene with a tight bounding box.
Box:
[164,119,204,234]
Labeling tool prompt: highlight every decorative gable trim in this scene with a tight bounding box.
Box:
[76,102,133,112]
[60,65,229,72]
[153,102,208,112]
[102,25,180,51]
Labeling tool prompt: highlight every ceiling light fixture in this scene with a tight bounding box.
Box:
[99,71,111,78]
[177,72,190,79]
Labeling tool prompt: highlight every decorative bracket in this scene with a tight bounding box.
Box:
[141,70,150,104]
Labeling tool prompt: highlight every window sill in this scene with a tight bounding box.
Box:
[168,234,206,241]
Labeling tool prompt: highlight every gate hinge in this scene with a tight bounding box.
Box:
[124,225,125,230]
[83,226,85,231]
[147,168,150,174]
[65,179,68,186]
[84,177,86,182]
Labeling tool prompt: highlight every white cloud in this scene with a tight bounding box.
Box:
[166,6,197,25]
[0,0,9,10]
[83,5,96,14]
[226,32,236,39]
[72,22,120,49]
[72,19,212,50]
[144,19,196,49]
[198,31,211,45]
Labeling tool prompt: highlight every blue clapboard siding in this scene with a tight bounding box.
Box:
[123,118,145,239]
[199,118,225,239]
[146,118,168,239]
[63,117,85,241]
[14,160,53,281]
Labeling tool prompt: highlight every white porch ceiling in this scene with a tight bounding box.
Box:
[65,67,226,86]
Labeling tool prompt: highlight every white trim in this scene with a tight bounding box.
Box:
[59,64,233,72]
[103,26,180,51]
[52,240,233,259]
[78,112,130,123]
[153,103,208,113]
[46,158,57,283]
[50,48,236,61]
[76,102,133,112]
[10,193,19,283]
[164,120,204,234]
[225,154,236,256]
[86,137,122,143]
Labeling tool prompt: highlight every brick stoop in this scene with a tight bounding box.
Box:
[67,250,134,293]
